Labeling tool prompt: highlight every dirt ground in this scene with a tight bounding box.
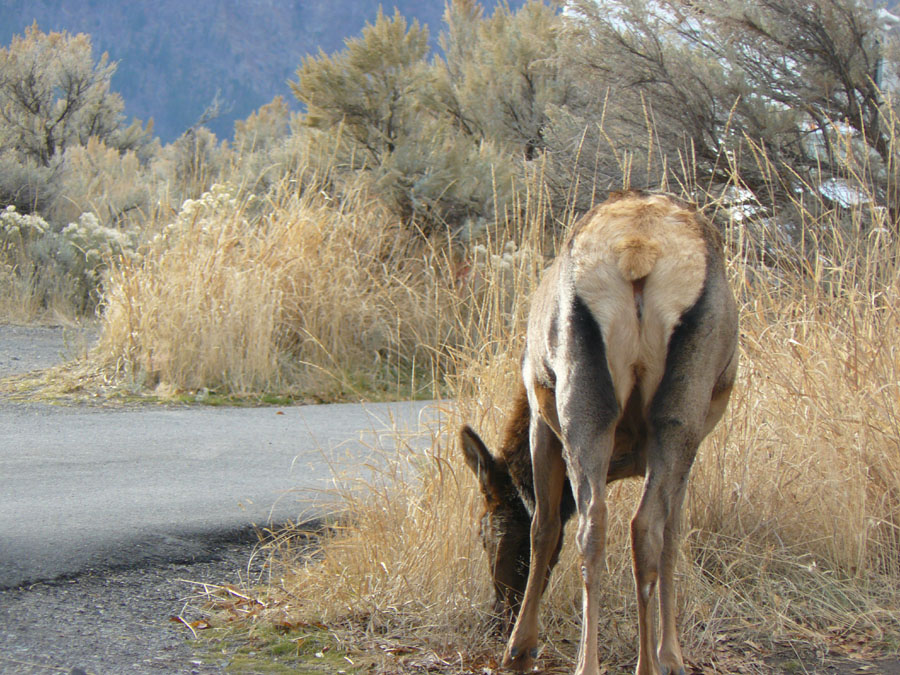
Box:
[0,322,97,378]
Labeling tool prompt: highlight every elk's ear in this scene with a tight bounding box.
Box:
[459,425,503,499]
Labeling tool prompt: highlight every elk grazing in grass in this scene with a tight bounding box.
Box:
[460,191,738,675]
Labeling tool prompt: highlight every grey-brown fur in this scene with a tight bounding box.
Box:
[460,191,739,675]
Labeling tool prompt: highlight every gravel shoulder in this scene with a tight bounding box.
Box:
[0,540,263,675]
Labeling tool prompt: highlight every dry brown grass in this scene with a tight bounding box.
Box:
[79,126,900,671]
[0,253,90,325]
[96,178,471,400]
[207,186,900,673]
[0,265,52,323]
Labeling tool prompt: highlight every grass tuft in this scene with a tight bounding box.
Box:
[94,178,471,400]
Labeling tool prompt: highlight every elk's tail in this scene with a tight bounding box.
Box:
[613,235,661,282]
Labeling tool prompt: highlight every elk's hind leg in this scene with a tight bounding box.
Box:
[631,394,706,675]
[633,294,737,675]
[556,294,621,675]
[502,416,566,672]
[631,441,693,675]
[564,422,615,675]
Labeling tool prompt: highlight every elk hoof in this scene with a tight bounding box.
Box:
[502,644,538,671]
[660,667,686,675]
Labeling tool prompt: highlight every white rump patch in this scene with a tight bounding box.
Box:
[570,195,707,408]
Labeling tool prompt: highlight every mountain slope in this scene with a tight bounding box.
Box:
[0,0,524,142]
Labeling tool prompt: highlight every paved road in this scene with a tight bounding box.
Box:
[0,324,442,590]
[0,323,447,673]
[0,399,440,590]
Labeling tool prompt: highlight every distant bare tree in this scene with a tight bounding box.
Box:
[0,23,148,165]
[290,7,513,233]
[557,0,900,215]
[434,0,573,161]
[291,8,431,168]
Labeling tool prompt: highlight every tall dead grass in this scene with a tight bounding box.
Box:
[97,178,468,398]
[232,185,900,671]
[92,118,900,669]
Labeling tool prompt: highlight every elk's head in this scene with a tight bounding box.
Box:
[459,425,532,631]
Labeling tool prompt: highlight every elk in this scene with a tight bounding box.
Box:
[460,191,738,675]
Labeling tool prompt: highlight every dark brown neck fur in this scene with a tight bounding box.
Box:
[497,374,647,521]
[496,380,576,520]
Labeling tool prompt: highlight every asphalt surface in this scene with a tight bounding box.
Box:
[0,398,440,589]
[0,323,443,674]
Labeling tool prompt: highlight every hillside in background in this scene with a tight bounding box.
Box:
[0,0,524,142]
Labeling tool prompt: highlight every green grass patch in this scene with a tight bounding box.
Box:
[199,625,359,674]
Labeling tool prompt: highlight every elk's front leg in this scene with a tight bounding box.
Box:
[503,418,565,672]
